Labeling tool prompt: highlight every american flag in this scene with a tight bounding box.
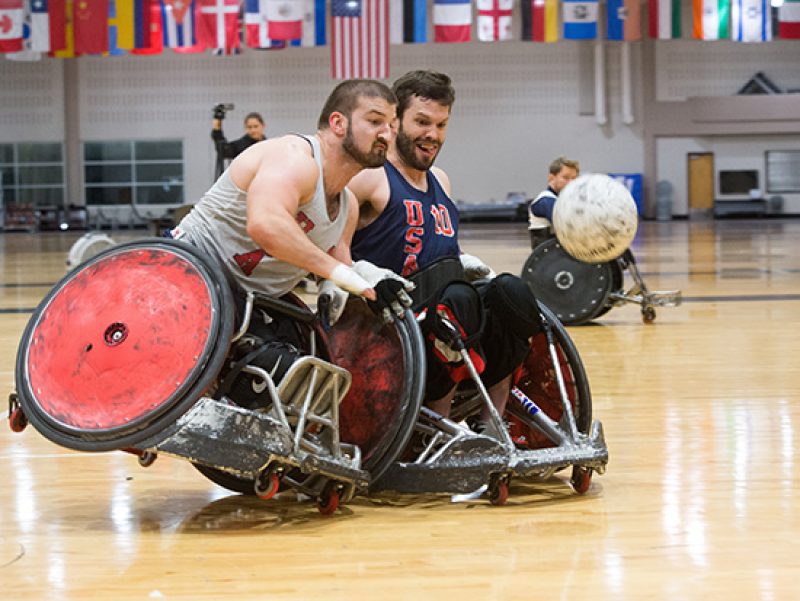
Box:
[331,0,388,80]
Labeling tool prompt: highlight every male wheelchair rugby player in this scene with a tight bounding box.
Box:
[9,240,607,513]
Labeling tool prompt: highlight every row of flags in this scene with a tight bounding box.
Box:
[1,0,799,75]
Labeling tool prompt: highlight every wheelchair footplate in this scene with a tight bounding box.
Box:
[133,355,372,504]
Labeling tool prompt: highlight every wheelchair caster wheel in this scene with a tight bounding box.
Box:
[9,406,28,433]
[254,471,280,500]
[317,483,340,516]
[138,452,157,468]
[488,479,509,506]
[642,307,656,324]
[571,466,592,494]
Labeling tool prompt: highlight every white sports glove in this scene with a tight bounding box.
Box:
[460,253,496,282]
[317,279,348,327]
[352,260,416,322]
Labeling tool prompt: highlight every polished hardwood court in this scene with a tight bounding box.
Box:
[1,218,799,599]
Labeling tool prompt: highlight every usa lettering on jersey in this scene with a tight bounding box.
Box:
[400,199,455,276]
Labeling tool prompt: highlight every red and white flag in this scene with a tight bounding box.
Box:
[0,0,25,53]
[331,0,389,80]
[197,0,240,50]
[779,0,800,38]
[245,0,285,47]
[266,0,301,39]
[433,0,472,43]
[477,0,511,41]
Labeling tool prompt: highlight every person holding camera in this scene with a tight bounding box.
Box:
[212,105,267,178]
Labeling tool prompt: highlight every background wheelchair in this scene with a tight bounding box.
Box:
[521,237,682,326]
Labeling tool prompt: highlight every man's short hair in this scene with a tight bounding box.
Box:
[245,112,264,125]
[317,79,397,130]
[392,70,455,120]
[549,157,580,176]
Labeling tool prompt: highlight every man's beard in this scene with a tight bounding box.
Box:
[395,128,439,171]
[343,125,388,168]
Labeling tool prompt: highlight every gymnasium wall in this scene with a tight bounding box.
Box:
[1,4,799,217]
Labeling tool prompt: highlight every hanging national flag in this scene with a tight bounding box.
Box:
[29,0,50,50]
[73,0,109,54]
[434,0,471,43]
[477,0,511,41]
[245,0,285,47]
[106,0,125,54]
[331,0,389,80]
[49,0,68,50]
[133,0,152,48]
[648,0,681,38]
[390,0,425,44]
[731,0,771,41]
[521,0,558,42]
[607,0,641,40]
[161,0,196,48]
[692,0,729,39]
[131,0,163,53]
[563,0,598,39]
[290,0,324,46]
[778,0,800,38]
[50,0,77,56]
[111,0,134,47]
[6,7,43,58]
[197,0,239,51]
[0,0,24,53]
[266,0,301,39]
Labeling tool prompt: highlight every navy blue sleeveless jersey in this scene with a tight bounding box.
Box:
[352,162,461,276]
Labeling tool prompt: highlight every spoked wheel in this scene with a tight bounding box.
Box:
[505,302,593,450]
[571,466,592,494]
[317,481,341,516]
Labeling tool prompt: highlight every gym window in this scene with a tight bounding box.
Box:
[0,142,66,207]
[766,150,800,194]
[83,140,184,206]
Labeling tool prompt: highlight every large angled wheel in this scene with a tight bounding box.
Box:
[521,238,614,326]
[326,298,426,484]
[15,239,235,452]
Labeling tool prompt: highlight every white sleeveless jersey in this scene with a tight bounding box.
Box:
[173,135,348,297]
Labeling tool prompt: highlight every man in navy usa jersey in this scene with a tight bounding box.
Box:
[333,70,543,432]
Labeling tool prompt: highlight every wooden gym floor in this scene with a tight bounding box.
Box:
[1,218,799,599]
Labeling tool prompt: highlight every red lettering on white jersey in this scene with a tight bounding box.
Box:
[296,211,315,234]
[234,249,267,276]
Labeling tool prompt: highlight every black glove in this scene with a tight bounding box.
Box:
[366,278,412,323]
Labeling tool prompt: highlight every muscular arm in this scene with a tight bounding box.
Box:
[243,145,344,281]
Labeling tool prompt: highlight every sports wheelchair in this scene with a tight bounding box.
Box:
[521,237,681,326]
[9,239,607,513]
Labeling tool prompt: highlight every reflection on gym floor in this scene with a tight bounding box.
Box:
[2,218,800,599]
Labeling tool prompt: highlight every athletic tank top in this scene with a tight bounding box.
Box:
[352,162,460,277]
[173,135,348,297]
[528,187,557,230]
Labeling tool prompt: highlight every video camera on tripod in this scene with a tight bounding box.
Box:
[213,103,235,121]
